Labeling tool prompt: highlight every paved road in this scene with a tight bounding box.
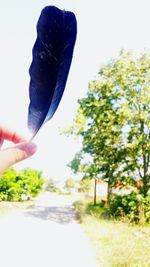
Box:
[0,193,98,267]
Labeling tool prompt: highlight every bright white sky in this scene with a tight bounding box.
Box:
[0,0,150,181]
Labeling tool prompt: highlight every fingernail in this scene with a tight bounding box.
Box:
[23,143,37,155]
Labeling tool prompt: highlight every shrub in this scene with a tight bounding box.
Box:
[46,179,59,192]
[108,191,150,223]
[0,168,45,201]
[85,202,107,218]
[64,178,76,192]
[73,200,88,221]
[73,200,108,222]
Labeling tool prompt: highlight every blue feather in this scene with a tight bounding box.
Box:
[28,6,77,137]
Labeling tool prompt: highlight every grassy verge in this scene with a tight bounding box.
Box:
[73,200,150,267]
[0,200,35,215]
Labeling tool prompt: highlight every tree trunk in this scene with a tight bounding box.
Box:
[142,150,149,190]
[107,181,111,204]
[94,178,97,205]
[140,121,149,190]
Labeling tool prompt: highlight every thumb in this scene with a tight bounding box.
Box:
[0,142,37,176]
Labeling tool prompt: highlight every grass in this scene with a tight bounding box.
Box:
[73,200,150,267]
[0,200,35,215]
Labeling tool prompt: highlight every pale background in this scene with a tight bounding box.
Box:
[0,0,149,181]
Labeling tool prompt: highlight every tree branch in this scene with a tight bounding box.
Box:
[138,168,143,179]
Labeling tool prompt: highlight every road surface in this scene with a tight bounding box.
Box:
[0,193,98,267]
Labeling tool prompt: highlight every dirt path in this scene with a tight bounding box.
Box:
[0,193,98,267]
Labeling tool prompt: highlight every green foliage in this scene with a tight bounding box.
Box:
[73,200,86,217]
[74,192,150,224]
[68,152,83,174]
[108,192,150,223]
[80,177,92,193]
[64,178,76,192]
[46,179,59,192]
[85,201,107,218]
[73,200,108,222]
[67,49,150,199]
[0,168,45,201]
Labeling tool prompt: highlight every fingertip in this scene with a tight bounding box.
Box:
[20,142,37,156]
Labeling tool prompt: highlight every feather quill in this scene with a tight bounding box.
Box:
[28,6,77,138]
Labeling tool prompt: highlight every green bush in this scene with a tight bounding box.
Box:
[108,191,150,223]
[73,200,88,221]
[85,202,107,218]
[73,200,108,222]
[0,168,45,202]
[46,179,59,192]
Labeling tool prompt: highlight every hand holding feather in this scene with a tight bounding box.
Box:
[28,6,77,139]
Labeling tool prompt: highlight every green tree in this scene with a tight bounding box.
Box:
[80,177,93,193]
[20,168,45,197]
[64,178,76,192]
[67,50,150,201]
[46,179,59,192]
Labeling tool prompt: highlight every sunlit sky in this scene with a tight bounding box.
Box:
[0,0,150,181]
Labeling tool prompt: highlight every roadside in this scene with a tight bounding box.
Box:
[74,199,150,267]
[0,199,34,215]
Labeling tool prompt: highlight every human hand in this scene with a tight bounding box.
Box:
[0,125,37,176]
